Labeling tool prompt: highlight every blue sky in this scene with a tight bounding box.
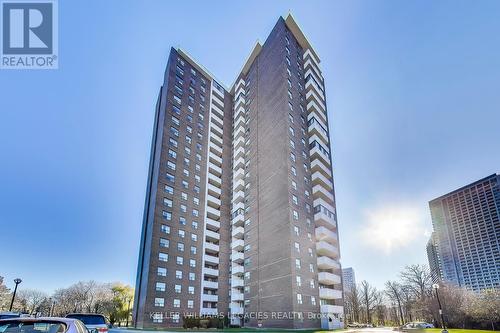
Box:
[1,0,500,293]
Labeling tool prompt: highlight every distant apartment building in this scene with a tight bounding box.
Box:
[133,14,343,329]
[342,267,356,293]
[427,174,500,291]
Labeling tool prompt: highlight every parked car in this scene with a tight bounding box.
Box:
[0,317,88,333]
[65,314,108,333]
[0,312,21,320]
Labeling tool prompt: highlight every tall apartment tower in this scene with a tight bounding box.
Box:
[427,174,500,292]
[134,14,344,329]
[426,232,442,284]
[342,268,356,293]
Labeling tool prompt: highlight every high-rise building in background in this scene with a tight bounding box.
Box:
[342,267,356,293]
[427,174,500,292]
[134,14,343,329]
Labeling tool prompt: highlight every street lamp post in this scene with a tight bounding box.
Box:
[432,284,448,333]
[8,278,22,312]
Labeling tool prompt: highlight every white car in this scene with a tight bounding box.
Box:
[65,314,108,333]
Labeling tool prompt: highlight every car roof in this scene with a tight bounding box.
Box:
[65,314,105,317]
[0,317,77,324]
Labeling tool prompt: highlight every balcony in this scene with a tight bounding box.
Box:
[232,251,244,263]
[234,105,245,120]
[231,291,244,301]
[231,278,244,288]
[230,305,244,315]
[233,168,245,182]
[233,135,245,150]
[319,288,343,300]
[202,280,218,289]
[234,79,245,93]
[317,256,340,270]
[210,142,223,157]
[206,218,220,231]
[209,151,223,166]
[234,95,245,110]
[205,242,220,253]
[234,146,245,160]
[212,93,224,109]
[211,101,224,119]
[201,307,218,316]
[308,120,329,145]
[232,239,244,251]
[318,272,341,285]
[210,130,223,148]
[316,241,339,258]
[232,264,244,276]
[233,156,245,170]
[234,125,245,140]
[233,178,245,192]
[314,210,336,229]
[207,194,222,209]
[305,77,325,101]
[205,229,220,242]
[206,206,221,220]
[203,267,219,277]
[202,293,219,302]
[312,171,333,191]
[232,226,244,239]
[232,201,244,214]
[211,123,223,142]
[207,183,221,198]
[320,304,343,315]
[307,99,327,124]
[211,111,224,130]
[312,184,335,205]
[204,254,220,265]
[232,190,244,205]
[232,213,244,227]
[208,172,222,187]
[306,88,326,113]
[310,159,331,178]
[310,145,330,167]
[315,226,337,243]
[209,162,223,177]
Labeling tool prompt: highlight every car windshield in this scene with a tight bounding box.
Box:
[0,321,66,333]
[65,316,104,325]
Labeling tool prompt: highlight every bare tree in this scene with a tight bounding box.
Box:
[360,280,378,324]
[0,276,11,311]
[400,264,432,299]
[15,289,48,315]
[385,281,405,325]
[344,285,361,323]
[473,289,500,330]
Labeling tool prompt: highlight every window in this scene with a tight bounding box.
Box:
[308,248,313,257]
[160,238,169,248]
[293,210,299,220]
[178,230,185,238]
[172,116,180,126]
[294,226,299,236]
[181,192,187,200]
[159,252,168,262]
[154,298,164,307]
[161,224,170,234]
[193,209,199,217]
[186,135,192,144]
[175,285,181,293]
[173,95,181,105]
[189,272,195,281]
[292,195,298,205]
[193,197,199,205]
[168,149,177,159]
[244,271,250,280]
[152,313,163,323]
[297,294,302,304]
[291,180,297,190]
[165,185,173,194]
[162,211,172,221]
[295,258,301,269]
[177,242,184,252]
[187,300,194,309]
[191,233,197,242]
[290,152,296,162]
[190,259,196,267]
[183,169,189,177]
[289,113,294,123]
[191,246,197,255]
[163,198,172,208]
[172,313,180,323]
[176,270,182,279]
[157,267,167,276]
[309,263,314,273]
[307,233,312,242]
[180,204,187,213]
[156,282,166,292]
[310,280,315,289]
[294,242,300,252]
[188,286,195,295]
[176,256,183,265]
[192,221,198,229]
[167,161,176,171]
[291,166,296,176]
[296,276,302,287]
[179,217,186,225]
[289,126,295,136]
[173,299,180,308]
[166,173,175,183]
[288,90,293,99]
[290,140,295,149]
[311,296,316,305]
[170,126,178,137]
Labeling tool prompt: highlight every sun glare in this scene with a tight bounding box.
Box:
[361,204,424,254]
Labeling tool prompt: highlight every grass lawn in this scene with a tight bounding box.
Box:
[424,329,496,333]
